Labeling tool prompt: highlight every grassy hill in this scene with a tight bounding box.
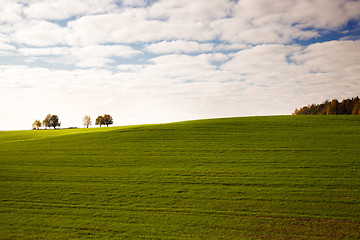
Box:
[1,116,360,239]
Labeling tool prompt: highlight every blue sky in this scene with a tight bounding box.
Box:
[0,0,359,130]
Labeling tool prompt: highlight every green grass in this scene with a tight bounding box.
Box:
[1,115,360,239]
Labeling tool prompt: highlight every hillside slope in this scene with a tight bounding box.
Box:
[1,116,360,239]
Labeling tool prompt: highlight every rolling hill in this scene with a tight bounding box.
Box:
[1,116,360,239]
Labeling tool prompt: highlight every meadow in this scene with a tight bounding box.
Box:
[1,115,359,239]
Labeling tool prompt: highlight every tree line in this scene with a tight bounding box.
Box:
[32,114,113,129]
[293,97,360,115]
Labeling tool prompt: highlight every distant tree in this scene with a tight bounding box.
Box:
[345,99,353,114]
[320,100,330,115]
[42,114,52,129]
[95,116,104,127]
[326,99,339,115]
[83,115,92,128]
[338,101,346,115]
[352,100,360,115]
[292,108,299,115]
[49,115,61,129]
[103,114,113,127]
[32,120,41,129]
[293,97,360,115]
[350,97,359,114]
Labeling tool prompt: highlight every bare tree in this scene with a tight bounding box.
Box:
[83,115,92,128]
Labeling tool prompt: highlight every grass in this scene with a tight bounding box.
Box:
[1,115,360,239]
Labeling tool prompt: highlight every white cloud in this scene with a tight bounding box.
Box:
[291,40,360,73]
[212,0,360,44]
[0,42,16,51]
[23,0,118,20]
[232,0,360,30]
[117,64,146,71]
[145,40,214,54]
[221,40,360,107]
[11,20,67,46]
[73,45,142,59]
[283,0,360,29]
[0,51,14,57]
[148,0,234,22]
[290,40,360,101]
[65,12,146,45]
[215,43,248,51]
[65,11,216,45]
[2,0,360,49]
[18,47,69,56]
[143,53,226,82]
[0,40,16,56]
[76,57,113,68]
[1,38,360,131]
[0,1,360,130]
[121,0,147,7]
[17,45,143,67]
[213,17,321,44]
[212,12,321,44]
[222,44,301,75]
[0,1,23,23]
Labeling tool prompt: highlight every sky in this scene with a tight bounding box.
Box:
[1,0,360,130]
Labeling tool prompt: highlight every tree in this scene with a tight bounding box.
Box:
[103,114,113,127]
[294,97,360,115]
[32,120,41,129]
[292,108,299,115]
[42,114,52,129]
[352,100,360,115]
[49,115,61,129]
[95,116,104,127]
[83,115,92,128]
[326,99,339,115]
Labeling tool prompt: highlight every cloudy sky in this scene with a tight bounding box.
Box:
[1,0,360,130]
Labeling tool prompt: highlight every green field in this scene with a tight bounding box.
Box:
[1,116,360,239]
